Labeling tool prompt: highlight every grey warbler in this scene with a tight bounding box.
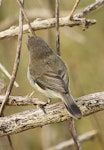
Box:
[27,35,82,119]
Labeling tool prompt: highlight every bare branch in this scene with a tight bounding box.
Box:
[68,118,82,150]
[0,18,96,39]
[55,1,82,148]
[1,0,104,39]
[0,95,46,106]
[0,0,23,116]
[0,9,68,31]
[0,92,103,136]
[17,0,35,36]
[75,0,104,18]
[55,0,60,56]
[0,63,19,88]
[71,0,104,30]
[69,0,80,19]
[0,0,2,6]
[47,130,98,150]
[0,1,24,149]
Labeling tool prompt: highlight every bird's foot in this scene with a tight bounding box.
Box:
[38,98,51,114]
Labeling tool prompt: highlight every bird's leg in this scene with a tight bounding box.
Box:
[39,104,46,114]
[38,98,52,114]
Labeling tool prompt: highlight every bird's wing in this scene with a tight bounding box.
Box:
[35,71,69,93]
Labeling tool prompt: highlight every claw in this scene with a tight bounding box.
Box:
[38,98,52,114]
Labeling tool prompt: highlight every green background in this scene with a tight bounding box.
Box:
[0,0,104,150]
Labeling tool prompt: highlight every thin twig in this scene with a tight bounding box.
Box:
[7,136,14,150]
[0,63,19,87]
[69,0,80,19]
[0,8,94,31]
[75,0,104,18]
[17,0,36,36]
[69,1,82,149]
[0,2,24,147]
[0,0,24,116]
[55,0,60,56]
[0,0,2,6]
[0,1,20,150]
[47,130,97,150]
[55,0,82,149]
[68,118,82,150]
[0,95,46,106]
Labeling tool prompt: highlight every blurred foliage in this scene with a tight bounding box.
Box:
[0,0,104,150]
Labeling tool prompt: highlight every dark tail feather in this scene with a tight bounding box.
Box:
[62,93,82,119]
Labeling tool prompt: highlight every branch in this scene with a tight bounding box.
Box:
[0,0,23,116]
[69,0,80,19]
[0,0,2,6]
[55,1,82,148]
[68,118,82,150]
[0,63,19,88]
[0,1,24,149]
[75,0,104,18]
[17,0,35,36]
[0,92,103,137]
[55,0,60,56]
[1,0,104,39]
[0,95,46,106]
[47,130,98,150]
[0,17,96,39]
[0,9,67,31]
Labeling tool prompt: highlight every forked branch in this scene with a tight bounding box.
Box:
[0,0,104,39]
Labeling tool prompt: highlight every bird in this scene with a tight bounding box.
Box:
[27,35,82,119]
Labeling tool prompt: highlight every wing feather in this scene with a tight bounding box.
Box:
[35,72,69,93]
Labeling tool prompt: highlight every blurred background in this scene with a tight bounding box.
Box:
[0,0,104,150]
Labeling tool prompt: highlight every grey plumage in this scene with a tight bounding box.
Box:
[27,35,82,119]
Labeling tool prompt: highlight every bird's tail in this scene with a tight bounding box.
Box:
[62,93,82,119]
